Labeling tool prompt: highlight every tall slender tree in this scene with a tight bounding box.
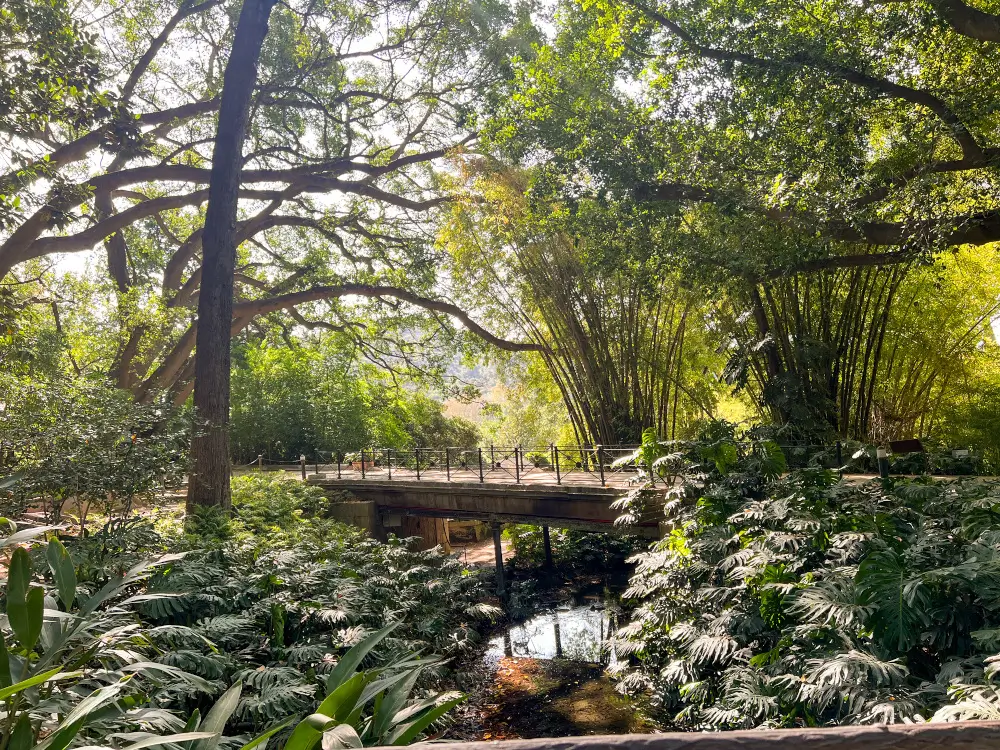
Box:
[188,0,277,510]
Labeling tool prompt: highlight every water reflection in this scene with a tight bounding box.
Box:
[486,601,620,664]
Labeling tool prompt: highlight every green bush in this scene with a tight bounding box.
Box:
[610,428,1000,728]
[0,471,497,748]
[230,474,328,536]
[0,376,187,526]
[130,507,499,732]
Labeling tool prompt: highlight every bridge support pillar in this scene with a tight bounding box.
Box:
[492,522,506,597]
[542,526,553,568]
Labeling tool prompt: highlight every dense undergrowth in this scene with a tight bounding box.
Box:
[610,426,1000,728]
[2,475,498,749]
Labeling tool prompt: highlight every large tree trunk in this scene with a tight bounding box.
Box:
[187,0,275,512]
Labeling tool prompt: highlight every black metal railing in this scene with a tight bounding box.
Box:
[299,445,654,487]
[248,439,982,486]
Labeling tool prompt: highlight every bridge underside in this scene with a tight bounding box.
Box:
[311,477,661,538]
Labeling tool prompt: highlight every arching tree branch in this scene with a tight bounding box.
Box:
[134,284,543,400]
[633,1,984,159]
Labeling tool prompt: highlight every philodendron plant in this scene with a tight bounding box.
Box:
[275,624,464,748]
[0,522,210,750]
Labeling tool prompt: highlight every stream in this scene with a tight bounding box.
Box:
[485,596,620,664]
[450,564,654,741]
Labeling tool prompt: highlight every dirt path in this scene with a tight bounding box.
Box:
[450,536,512,566]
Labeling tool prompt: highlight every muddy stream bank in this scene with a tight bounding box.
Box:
[444,537,655,740]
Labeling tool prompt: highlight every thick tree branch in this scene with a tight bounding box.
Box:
[934,0,1000,42]
[853,148,1000,208]
[18,189,287,262]
[134,284,543,400]
[639,180,1000,249]
[232,284,544,352]
[1,146,452,278]
[121,0,224,106]
[634,1,984,158]
[757,249,919,279]
[0,98,219,196]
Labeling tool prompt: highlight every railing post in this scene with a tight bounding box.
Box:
[336,452,342,479]
[492,522,506,597]
[257,454,263,471]
[554,446,561,485]
[597,445,605,487]
[360,448,366,479]
[490,443,495,470]
[300,454,306,480]
[877,447,890,478]
[514,446,520,484]
[415,447,421,480]
[445,447,451,481]
[478,447,484,483]
[315,452,320,475]
[386,448,392,480]
[549,443,555,472]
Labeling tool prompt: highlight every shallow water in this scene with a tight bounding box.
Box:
[485,597,620,664]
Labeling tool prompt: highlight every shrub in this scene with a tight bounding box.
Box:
[130,508,498,732]
[0,377,187,526]
[230,473,328,536]
[1,515,481,749]
[610,425,1000,728]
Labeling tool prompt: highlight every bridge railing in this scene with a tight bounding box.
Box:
[308,445,653,487]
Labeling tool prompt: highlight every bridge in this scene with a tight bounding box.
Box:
[302,445,664,593]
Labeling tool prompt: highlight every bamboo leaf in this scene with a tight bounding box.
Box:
[387,695,465,745]
[192,680,242,750]
[0,665,70,700]
[326,622,398,693]
[46,538,76,610]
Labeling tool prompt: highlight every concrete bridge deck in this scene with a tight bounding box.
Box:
[310,474,661,535]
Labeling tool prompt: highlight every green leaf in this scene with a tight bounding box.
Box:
[9,712,34,750]
[283,715,328,750]
[183,708,201,733]
[35,682,123,750]
[317,672,371,723]
[0,631,13,689]
[119,661,215,693]
[7,547,43,650]
[857,549,929,654]
[192,681,242,750]
[7,545,31,601]
[238,719,292,750]
[46,538,76,610]
[1,526,63,548]
[322,725,363,750]
[0,666,73,700]
[21,587,44,651]
[371,668,422,740]
[387,695,465,745]
[326,622,398,693]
